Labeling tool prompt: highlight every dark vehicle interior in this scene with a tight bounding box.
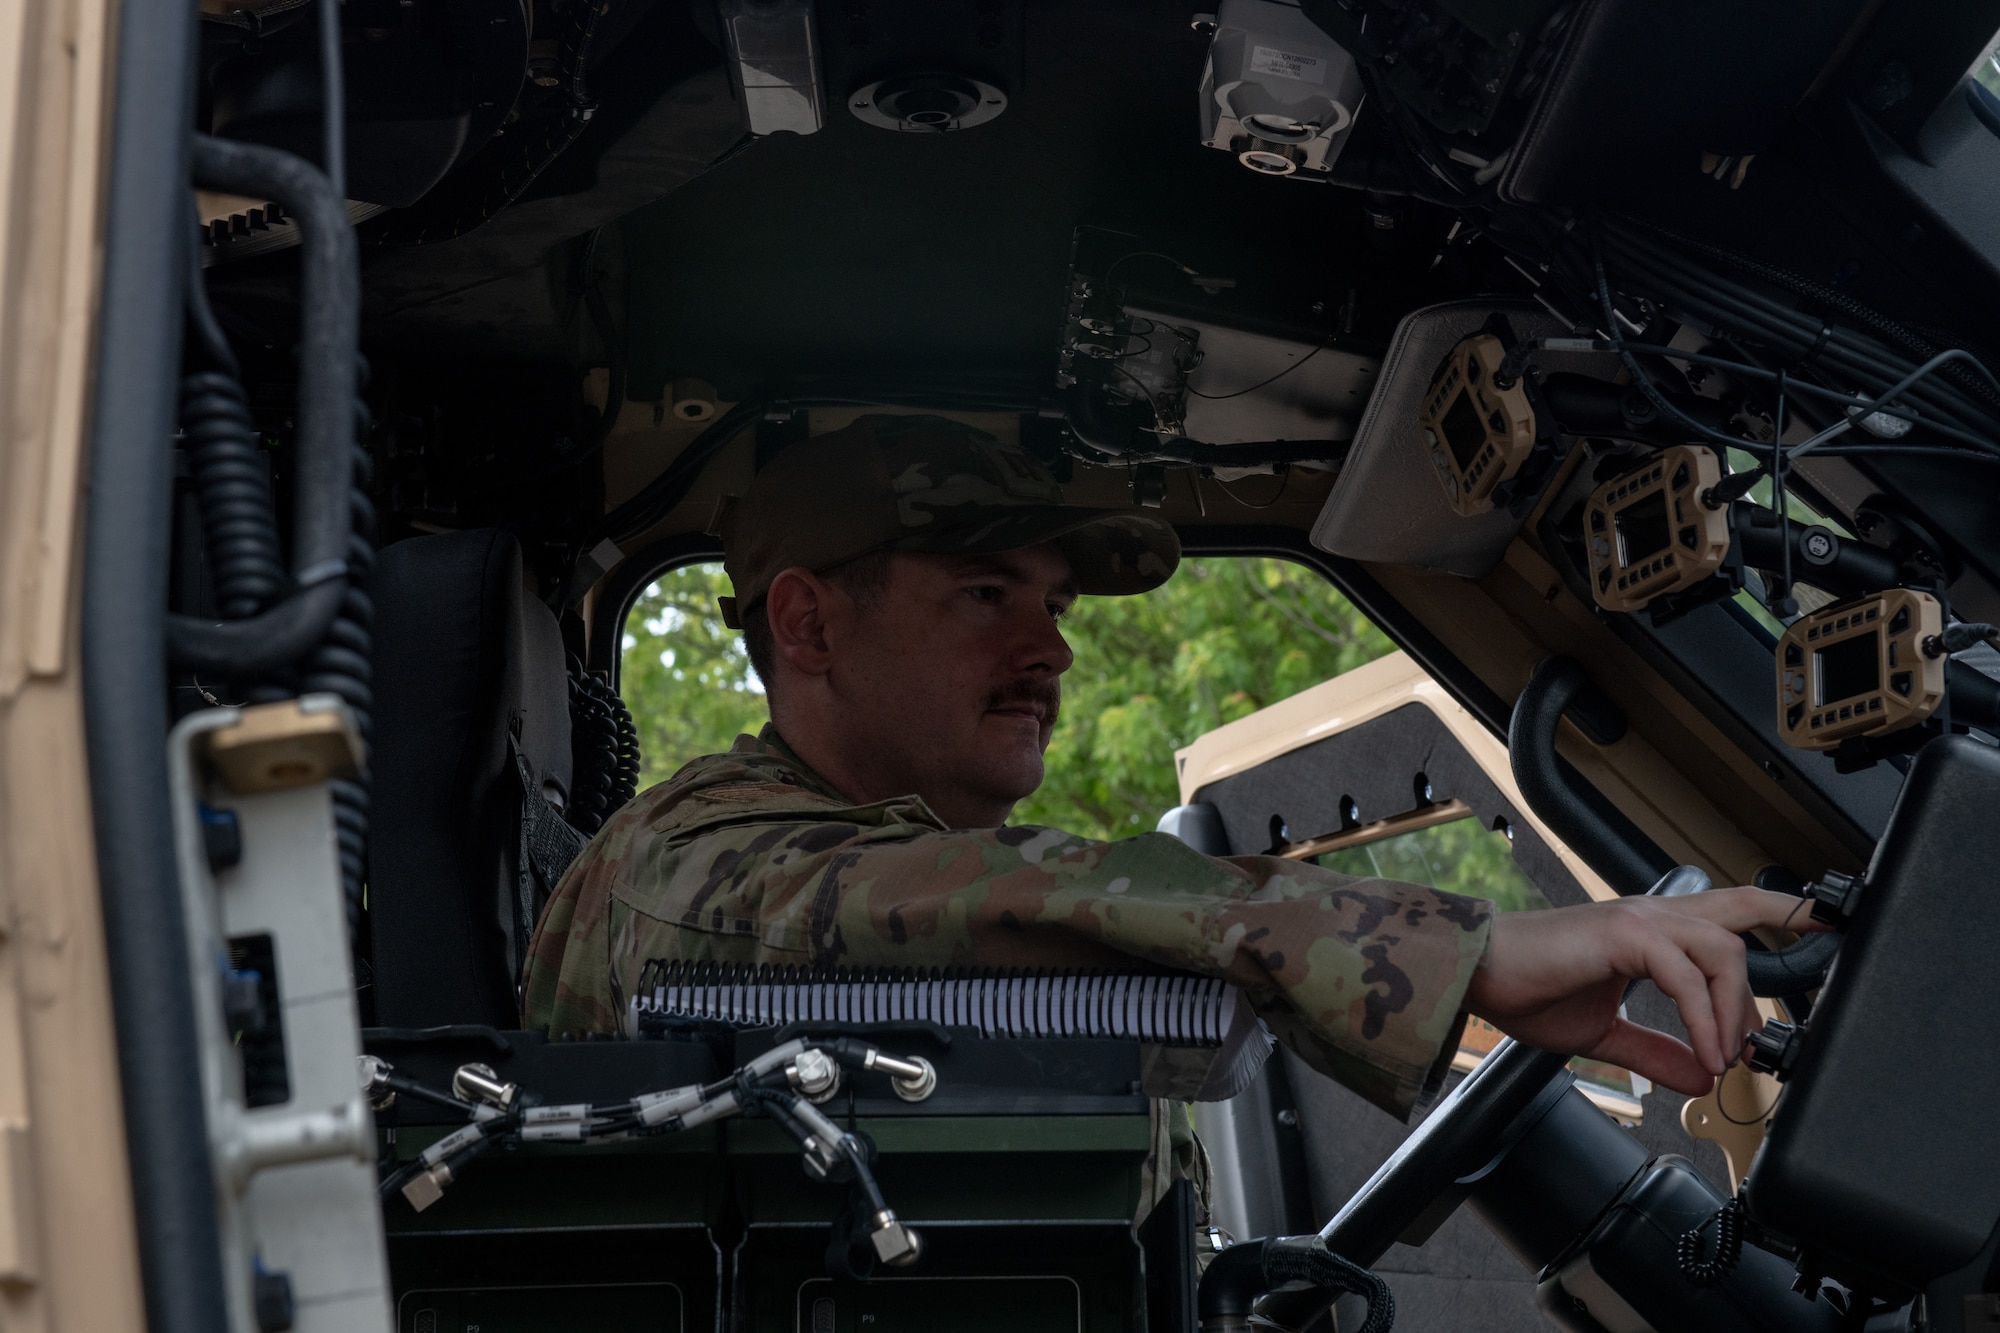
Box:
[87,1,2000,1330]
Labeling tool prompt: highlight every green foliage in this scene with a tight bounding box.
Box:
[1006,557,1395,838]
[620,563,769,788]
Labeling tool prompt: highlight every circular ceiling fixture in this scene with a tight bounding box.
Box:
[848,73,1008,133]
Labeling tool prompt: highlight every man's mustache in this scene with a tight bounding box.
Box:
[986,677,1062,729]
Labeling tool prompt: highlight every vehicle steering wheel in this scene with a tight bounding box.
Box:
[1207,864,1838,1329]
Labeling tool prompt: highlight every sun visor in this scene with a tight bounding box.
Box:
[1310,299,1583,578]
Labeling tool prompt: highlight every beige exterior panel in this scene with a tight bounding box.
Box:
[0,0,147,1327]
[1174,649,1617,903]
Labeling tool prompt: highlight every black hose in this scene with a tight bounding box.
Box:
[1513,663,1837,995]
[1507,657,1673,894]
[1744,931,1838,998]
[82,0,234,1326]
[317,0,345,202]
[169,134,357,674]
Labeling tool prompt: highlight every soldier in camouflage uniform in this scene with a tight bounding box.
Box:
[524,415,1816,1198]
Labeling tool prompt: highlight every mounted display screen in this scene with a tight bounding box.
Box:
[1584,445,1731,614]
[1418,333,1537,517]
[1613,490,1671,565]
[1440,390,1488,469]
[1777,588,1945,751]
[1815,633,1881,707]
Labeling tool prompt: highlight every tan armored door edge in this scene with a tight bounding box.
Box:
[0,0,147,1328]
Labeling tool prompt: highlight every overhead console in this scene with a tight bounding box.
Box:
[1308,205,2000,777]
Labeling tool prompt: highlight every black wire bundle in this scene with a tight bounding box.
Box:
[1514,210,2000,464]
[1262,1241,1397,1333]
[564,662,640,835]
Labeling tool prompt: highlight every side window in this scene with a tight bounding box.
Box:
[620,561,766,788]
[619,554,1549,921]
[1315,819,1551,913]
[1011,555,1396,838]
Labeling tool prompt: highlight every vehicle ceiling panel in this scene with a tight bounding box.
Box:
[617,0,1405,403]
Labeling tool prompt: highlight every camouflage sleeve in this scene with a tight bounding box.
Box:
[528,817,1492,1120]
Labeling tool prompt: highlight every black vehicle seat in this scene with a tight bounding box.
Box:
[368,529,584,1028]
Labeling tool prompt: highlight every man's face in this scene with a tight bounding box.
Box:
[827,543,1077,825]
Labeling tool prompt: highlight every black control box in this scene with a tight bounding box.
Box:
[1746,737,2000,1294]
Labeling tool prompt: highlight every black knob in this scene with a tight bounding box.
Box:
[1743,1019,1804,1079]
[1807,871,1864,928]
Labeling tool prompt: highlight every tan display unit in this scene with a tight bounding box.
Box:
[1776,588,1945,750]
[1418,333,1537,516]
[1584,445,1731,612]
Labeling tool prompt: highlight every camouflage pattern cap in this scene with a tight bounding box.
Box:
[715,414,1180,626]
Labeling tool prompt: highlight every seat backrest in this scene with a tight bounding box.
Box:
[368,529,579,1028]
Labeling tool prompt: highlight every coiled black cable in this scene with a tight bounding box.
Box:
[1676,1195,1746,1287]
[565,661,640,835]
[181,222,286,624]
[297,380,376,943]
[182,373,285,622]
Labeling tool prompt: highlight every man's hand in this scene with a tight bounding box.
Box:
[1464,888,1825,1096]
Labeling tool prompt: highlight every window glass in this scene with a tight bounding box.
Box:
[1316,819,1552,913]
[620,555,1397,839]
[1974,32,2000,100]
[620,561,766,789]
[1009,556,1395,839]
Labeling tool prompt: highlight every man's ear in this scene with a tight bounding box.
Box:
[764,567,837,679]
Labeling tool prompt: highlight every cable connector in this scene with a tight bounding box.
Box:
[1806,871,1865,928]
[1701,468,1767,510]
[1743,1019,1805,1080]
[869,1209,924,1267]
[1922,622,2000,658]
[826,1041,940,1102]
[358,1055,395,1112]
[401,1162,452,1212]
[870,1051,937,1103]
[451,1062,518,1111]
[786,1048,842,1104]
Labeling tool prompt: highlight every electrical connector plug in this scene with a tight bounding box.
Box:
[451,1062,518,1110]
[869,1210,923,1267]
